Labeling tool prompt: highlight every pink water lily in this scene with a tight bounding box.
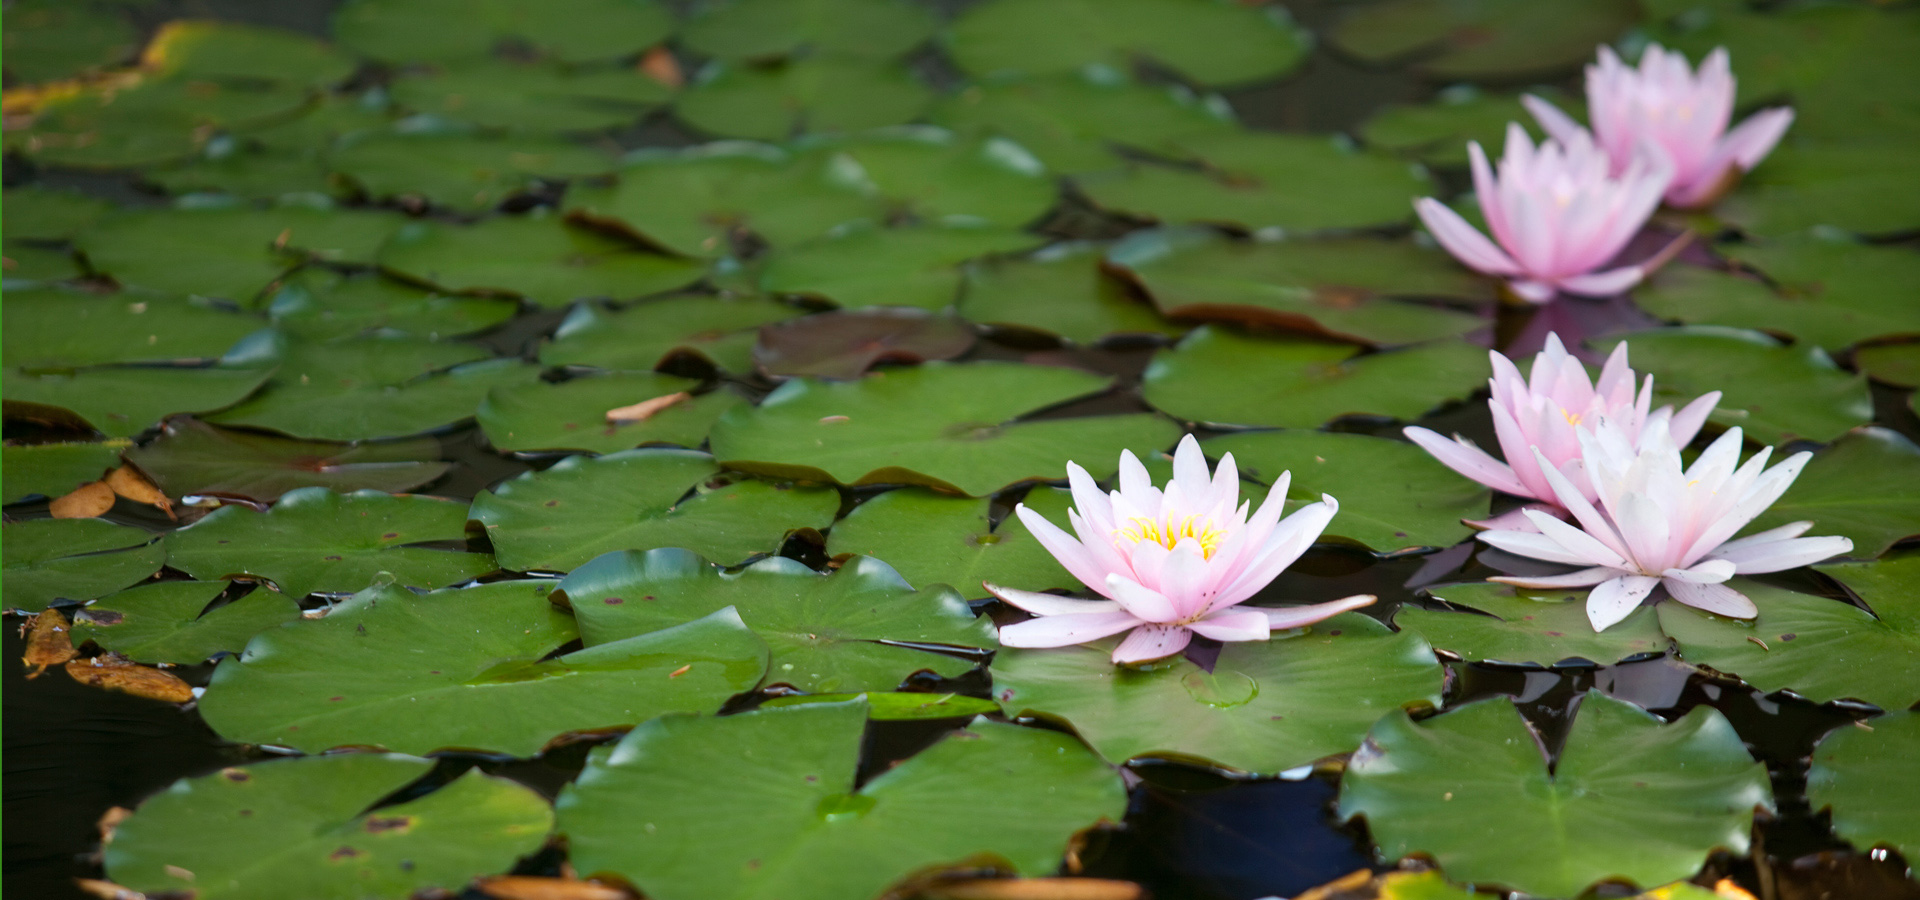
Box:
[1415,123,1673,303]
[1479,420,1852,631]
[984,435,1375,665]
[1404,333,1720,510]
[1526,44,1794,209]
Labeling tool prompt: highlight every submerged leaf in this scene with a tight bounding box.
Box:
[126,418,451,502]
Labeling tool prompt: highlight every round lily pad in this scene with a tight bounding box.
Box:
[1143,328,1487,428]
[754,308,975,378]
[3,440,129,504]
[1716,142,1920,239]
[1331,0,1639,80]
[1745,428,1920,559]
[5,364,277,439]
[3,0,138,84]
[710,360,1183,496]
[78,205,401,303]
[3,287,266,370]
[1401,582,1669,667]
[1361,87,1574,168]
[165,487,496,600]
[470,449,841,573]
[758,225,1041,311]
[265,269,520,341]
[1637,239,1920,352]
[199,581,768,756]
[554,548,993,692]
[333,0,675,65]
[104,753,553,900]
[945,0,1312,88]
[124,418,451,502]
[1854,343,1920,388]
[478,373,743,454]
[1339,694,1770,899]
[675,56,935,140]
[556,699,1128,900]
[993,613,1444,773]
[3,186,115,242]
[539,295,804,374]
[791,129,1059,230]
[72,580,301,665]
[1808,712,1920,860]
[958,242,1186,344]
[1598,327,1872,446]
[682,0,937,61]
[1107,230,1487,347]
[1201,430,1488,552]
[389,63,672,133]
[144,19,356,87]
[931,70,1238,174]
[824,487,1079,598]
[5,75,308,170]
[2,518,166,613]
[331,129,617,213]
[378,214,706,308]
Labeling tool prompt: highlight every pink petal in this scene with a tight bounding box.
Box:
[982,583,1121,616]
[1214,495,1337,607]
[1158,540,1215,618]
[1186,608,1271,642]
[1586,574,1660,631]
[1661,559,1735,584]
[1105,573,1180,622]
[1668,390,1721,447]
[1664,579,1757,619]
[1556,265,1649,297]
[1171,433,1212,503]
[1709,536,1852,574]
[1111,624,1193,664]
[1015,504,1114,596]
[1522,93,1589,146]
[1415,198,1522,277]
[1489,565,1620,589]
[1464,503,1561,532]
[1262,593,1376,630]
[998,611,1142,648]
[1508,278,1557,303]
[1478,528,1607,567]
[1525,507,1632,569]
[1402,426,1530,495]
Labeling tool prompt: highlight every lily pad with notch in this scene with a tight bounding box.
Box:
[1808,711,1920,860]
[759,225,1041,311]
[824,486,1080,598]
[540,294,804,374]
[1595,327,1872,446]
[675,56,935,141]
[945,0,1311,88]
[2,518,166,612]
[72,580,301,665]
[1744,428,1920,559]
[378,214,706,308]
[931,70,1238,174]
[124,417,451,502]
[478,373,744,454]
[958,242,1186,344]
[332,0,675,65]
[1398,582,1669,667]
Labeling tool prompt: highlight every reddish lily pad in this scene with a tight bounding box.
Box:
[754,308,975,379]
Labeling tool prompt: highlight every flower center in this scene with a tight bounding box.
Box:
[1562,409,1583,426]
[1115,514,1229,559]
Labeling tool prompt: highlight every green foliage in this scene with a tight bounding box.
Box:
[1808,712,1920,859]
[73,581,300,664]
[2,518,167,612]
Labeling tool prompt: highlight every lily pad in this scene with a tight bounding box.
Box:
[1331,0,1639,80]
[824,487,1079,597]
[565,143,883,258]
[1340,694,1770,899]
[198,582,767,756]
[1400,582,1670,667]
[104,754,553,900]
[143,20,356,88]
[754,308,975,378]
[78,205,401,303]
[540,295,804,373]
[556,699,1128,900]
[1745,428,1920,559]
[2,518,166,613]
[792,129,1059,230]
[931,71,1237,174]
[1716,142,1920,239]
[72,581,301,665]
[945,0,1311,88]
[165,487,496,599]
[555,549,992,692]
[265,269,521,341]
[958,243,1186,344]
[124,418,451,502]
[478,373,743,454]
[5,71,313,170]
[3,288,266,369]
[3,186,115,242]
[1637,239,1920,352]
[993,613,1444,773]
[378,214,705,308]
[1106,230,1487,346]
[1201,430,1489,552]
[1143,328,1487,428]
[331,129,617,213]
[333,0,675,65]
[1808,712,1920,859]
[1854,343,1920,389]
[758,691,1000,720]
[1597,328,1872,446]
[682,0,937,61]
[710,360,1183,496]
[3,440,129,504]
[389,63,672,133]
[4,365,277,439]
[1658,575,1919,711]
[470,449,841,573]
[1362,87,1574,168]
[758,225,1041,311]
[1078,132,1431,234]
[3,0,138,84]
[675,56,935,140]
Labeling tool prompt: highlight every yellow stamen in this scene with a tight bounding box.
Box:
[1562,410,1582,426]
[1114,514,1229,559]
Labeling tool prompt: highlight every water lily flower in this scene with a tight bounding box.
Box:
[1404,333,1720,510]
[1478,420,1852,631]
[1414,123,1673,303]
[1525,44,1794,209]
[984,435,1376,665]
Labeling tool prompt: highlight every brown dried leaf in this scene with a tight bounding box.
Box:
[97,805,133,845]
[50,480,116,518]
[918,880,1145,900]
[105,466,175,519]
[22,608,78,676]
[637,46,682,89]
[475,875,634,900]
[64,656,194,703]
[605,392,691,423]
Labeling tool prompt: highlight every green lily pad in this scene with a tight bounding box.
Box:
[104,754,553,900]
[478,373,744,454]
[2,0,138,84]
[331,129,617,213]
[144,19,355,88]
[470,449,841,573]
[946,0,1311,88]
[759,225,1041,311]
[4,187,114,244]
[1399,583,1670,667]
[758,691,1000,720]
[556,699,1127,900]
[1106,230,1487,346]
[824,487,1079,598]
[165,487,496,599]
[3,287,266,369]
[199,581,767,756]
[1854,343,1920,388]
[555,549,992,692]
[333,0,675,65]
[1362,87,1575,168]
[754,308,975,379]
[72,581,301,665]
[710,361,1183,496]
[683,0,937,60]
[1201,430,1488,552]
[675,56,935,140]
[1340,694,1769,899]
[265,269,521,341]
[931,71,1237,174]
[1745,428,1920,559]
[957,243,1186,344]
[4,364,276,438]
[565,143,883,258]
[1,242,84,282]
[3,440,130,504]
[1331,0,1639,80]
[1079,132,1431,234]
[390,63,671,133]
[993,613,1444,773]
[1658,575,1919,711]
[792,128,1059,230]
[1637,239,1920,352]
[78,205,401,303]
[1808,711,1920,859]
[143,145,337,202]
[539,295,804,373]
[1714,141,1920,239]
[2,518,166,612]
[377,214,705,308]
[1598,328,1872,446]
[1143,328,1487,428]
[5,74,309,169]
[124,418,451,502]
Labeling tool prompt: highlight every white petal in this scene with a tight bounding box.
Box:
[1586,574,1660,631]
[1262,594,1376,630]
[1489,566,1620,589]
[1111,624,1193,664]
[1661,559,1735,584]
[1709,536,1853,574]
[1015,504,1114,596]
[1664,580,1757,619]
[998,611,1142,648]
[982,583,1121,616]
[1479,528,1610,567]
[1105,573,1180,622]
[1402,426,1530,496]
[1527,507,1633,569]
[1186,608,1271,642]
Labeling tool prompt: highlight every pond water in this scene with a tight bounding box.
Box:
[5,0,1919,898]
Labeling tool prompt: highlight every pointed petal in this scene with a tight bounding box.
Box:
[1261,594,1377,630]
[1015,504,1114,596]
[1215,495,1337,606]
[1403,426,1530,495]
[983,583,1122,616]
[1523,93,1589,145]
[1171,433,1212,502]
[1105,573,1180,622]
[1586,574,1660,631]
[1479,527,1611,567]
[1490,566,1620,589]
[998,611,1142,648]
[1665,579,1757,619]
[1186,608,1272,642]
[1661,559,1735,584]
[1415,198,1522,276]
[1722,107,1796,169]
[1508,278,1557,303]
[1709,535,1853,574]
[1111,624,1193,664]
[1713,520,1813,551]
[1557,265,1649,297]
[1668,391,1721,447]
[1526,507,1632,569]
